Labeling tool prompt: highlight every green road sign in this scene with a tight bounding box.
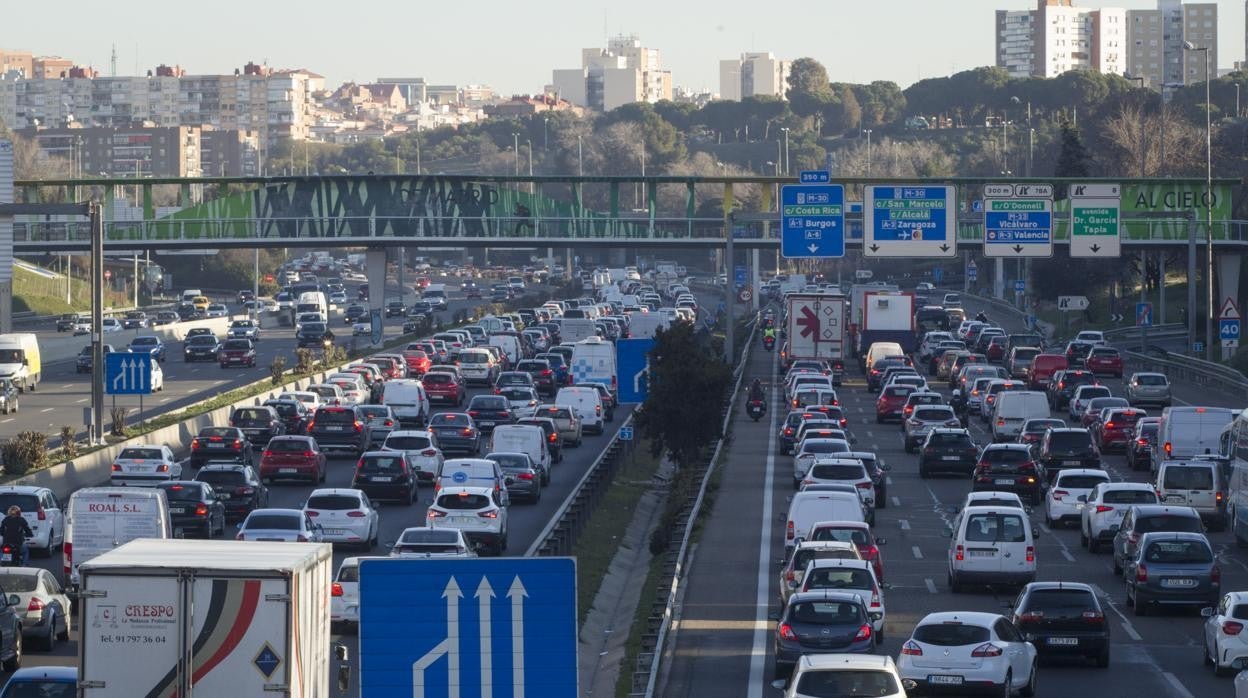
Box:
[1070,184,1121,258]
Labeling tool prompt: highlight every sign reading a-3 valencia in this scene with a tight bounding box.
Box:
[983,183,1053,258]
[863,184,957,258]
[1070,183,1121,258]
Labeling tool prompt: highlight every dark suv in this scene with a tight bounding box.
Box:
[972,443,1045,504]
[229,406,285,448]
[193,463,269,520]
[1111,504,1206,576]
[1048,370,1099,410]
[1011,582,1110,666]
[264,399,311,435]
[156,481,225,538]
[515,359,556,396]
[190,427,252,469]
[466,395,513,434]
[351,451,417,504]
[918,428,980,477]
[308,405,368,455]
[1038,428,1100,479]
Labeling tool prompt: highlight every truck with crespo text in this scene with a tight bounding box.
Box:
[784,293,848,385]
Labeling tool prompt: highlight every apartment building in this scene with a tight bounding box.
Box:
[552,34,673,111]
[719,52,790,101]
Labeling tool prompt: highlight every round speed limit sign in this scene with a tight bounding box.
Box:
[738,288,752,303]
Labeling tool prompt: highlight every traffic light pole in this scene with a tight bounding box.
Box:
[91,202,104,444]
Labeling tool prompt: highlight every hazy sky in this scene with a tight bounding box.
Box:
[3,0,1244,94]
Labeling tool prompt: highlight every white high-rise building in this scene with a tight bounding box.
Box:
[552,34,672,111]
[996,10,1036,78]
[719,52,790,101]
[1126,1,1217,87]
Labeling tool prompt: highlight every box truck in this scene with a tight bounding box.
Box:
[855,290,918,359]
[784,293,849,385]
[77,539,333,698]
[0,333,41,392]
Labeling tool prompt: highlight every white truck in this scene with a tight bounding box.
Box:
[0,333,40,392]
[856,290,918,358]
[784,293,848,385]
[78,539,334,698]
[626,311,671,339]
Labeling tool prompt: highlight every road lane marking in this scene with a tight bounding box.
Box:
[0,419,11,424]
[40,408,54,413]
[891,496,901,508]
[746,347,780,698]
[885,476,893,486]
[75,398,87,404]
[911,546,923,559]
[925,578,938,594]
[898,519,911,531]
[1161,672,1195,698]
[1039,523,1079,562]
[1090,583,1142,641]
[61,384,73,389]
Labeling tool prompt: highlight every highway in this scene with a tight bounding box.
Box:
[661,295,1246,698]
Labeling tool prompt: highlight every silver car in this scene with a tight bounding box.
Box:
[904,405,960,453]
[0,567,71,650]
[1007,347,1041,380]
[1126,372,1172,408]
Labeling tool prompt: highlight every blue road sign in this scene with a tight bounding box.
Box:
[1136,302,1154,328]
[105,352,152,395]
[863,185,957,257]
[932,267,943,285]
[360,557,577,698]
[799,170,830,184]
[619,426,634,441]
[1194,342,1205,353]
[370,308,384,344]
[984,184,1053,258]
[734,265,747,288]
[616,338,655,404]
[253,643,281,679]
[1221,318,1241,341]
[967,261,978,282]
[972,200,984,213]
[1014,279,1025,293]
[781,183,845,258]
[847,201,863,240]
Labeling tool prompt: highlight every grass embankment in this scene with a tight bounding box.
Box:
[13,264,129,315]
[1034,276,1201,339]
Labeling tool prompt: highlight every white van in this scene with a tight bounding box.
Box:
[864,342,905,373]
[457,348,499,386]
[1154,406,1236,469]
[487,335,522,369]
[990,391,1049,442]
[556,386,604,435]
[180,289,204,303]
[422,284,448,309]
[489,425,552,483]
[1156,459,1227,529]
[0,333,41,392]
[65,487,172,592]
[296,291,328,321]
[570,337,617,398]
[436,458,509,505]
[785,490,866,552]
[946,506,1036,591]
[380,379,431,427]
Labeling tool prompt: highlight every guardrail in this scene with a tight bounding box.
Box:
[629,316,757,697]
[1103,323,1186,341]
[1123,348,1248,396]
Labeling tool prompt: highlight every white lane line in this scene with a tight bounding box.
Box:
[60,384,73,389]
[1090,583,1142,641]
[0,419,11,424]
[746,348,780,698]
[159,397,171,403]
[886,476,893,486]
[75,398,87,404]
[865,430,874,439]
[39,408,54,413]
[911,546,924,560]
[891,496,901,508]
[925,578,938,594]
[1161,672,1195,698]
[898,519,911,531]
[1061,549,1075,562]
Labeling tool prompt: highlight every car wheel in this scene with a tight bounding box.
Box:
[1020,663,1037,697]
[36,612,56,650]
[948,571,963,594]
[2,631,21,671]
[55,615,69,643]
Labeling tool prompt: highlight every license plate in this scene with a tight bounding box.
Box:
[169,507,186,514]
[1161,578,1197,588]
[1048,637,1078,646]
[943,456,961,461]
[1063,460,1080,466]
[326,425,344,431]
[452,516,476,524]
[479,421,494,427]
[372,476,393,482]
[209,443,225,448]
[995,478,1015,485]
[970,550,995,557]
[928,675,963,686]
[324,529,345,535]
[280,468,298,474]
[1166,494,1185,503]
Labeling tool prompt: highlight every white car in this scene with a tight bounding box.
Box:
[352,322,370,337]
[1043,468,1110,528]
[919,332,954,360]
[236,508,323,542]
[961,490,1028,512]
[100,317,122,333]
[0,567,72,650]
[0,486,64,556]
[1075,330,1107,346]
[801,458,876,507]
[904,405,960,453]
[896,611,1038,696]
[303,488,379,550]
[205,303,229,318]
[331,556,379,629]
[1068,385,1112,420]
[1202,592,1248,675]
[381,430,444,485]
[426,486,508,555]
[329,291,348,306]
[797,558,886,634]
[498,386,540,420]
[792,438,852,487]
[277,390,321,412]
[110,444,180,486]
[389,526,476,559]
[1080,482,1157,552]
[149,361,165,392]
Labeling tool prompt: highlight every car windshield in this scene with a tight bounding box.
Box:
[787,600,864,624]
[231,321,253,328]
[306,494,361,510]
[965,513,1027,542]
[913,623,991,646]
[132,337,157,346]
[244,514,300,530]
[1163,466,1215,490]
[118,448,164,460]
[359,455,405,473]
[436,494,490,510]
[804,567,874,590]
[160,484,205,502]
[189,336,217,346]
[1103,489,1157,504]
[1144,540,1213,563]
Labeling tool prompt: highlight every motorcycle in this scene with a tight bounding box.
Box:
[763,335,775,351]
[746,399,767,421]
[1,537,29,567]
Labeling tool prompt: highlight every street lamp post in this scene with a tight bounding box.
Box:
[1126,75,1146,176]
[577,134,583,176]
[512,133,520,176]
[863,129,873,176]
[780,127,791,175]
[543,117,549,150]
[1184,41,1214,360]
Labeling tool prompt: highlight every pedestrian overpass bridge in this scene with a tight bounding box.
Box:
[7,174,1244,253]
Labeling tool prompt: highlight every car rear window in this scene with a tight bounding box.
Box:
[234,409,269,422]
[1137,374,1168,386]
[1056,474,1110,489]
[314,408,356,424]
[195,470,245,486]
[359,455,406,473]
[965,513,1027,542]
[1023,588,1098,615]
[488,453,531,470]
[198,427,235,439]
[803,567,874,590]
[929,432,972,447]
[1103,489,1157,505]
[267,439,311,453]
[223,339,251,350]
[244,514,300,530]
[913,622,991,646]
[915,407,954,421]
[423,373,451,385]
[1144,539,1213,563]
[1136,513,1204,533]
[119,448,165,460]
[437,494,491,510]
[1163,466,1215,491]
[0,571,39,593]
[1091,348,1119,358]
[1077,387,1111,400]
[808,463,867,480]
[161,483,208,502]
[802,441,849,455]
[306,494,361,510]
[808,526,870,546]
[470,397,508,410]
[0,494,39,514]
[384,435,432,451]
[266,402,300,417]
[787,600,865,624]
[1048,432,1093,449]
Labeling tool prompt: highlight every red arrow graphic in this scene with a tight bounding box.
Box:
[797,306,820,340]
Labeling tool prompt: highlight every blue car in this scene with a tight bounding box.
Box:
[427,412,480,456]
[536,352,570,387]
[128,335,167,362]
[0,666,76,697]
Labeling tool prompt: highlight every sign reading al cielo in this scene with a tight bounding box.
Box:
[1122,182,1233,236]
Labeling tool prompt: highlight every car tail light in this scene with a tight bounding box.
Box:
[354,421,363,433]
[786,520,794,540]
[331,582,343,597]
[427,509,447,519]
[194,504,208,517]
[1095,505,1114,514]
[347,511,367,518]
[111,464,121,472]
[191,438,200,449]
[63,542,72,575]
[1019,611,1044,622]
[1082,610,1105,625]
[517,472,534,481]
[384,419,394,427]
[35,507,45,521]
[854,623,872,641]
[1026,545,1034,563]
[26,597,44,612]
[307,510,319,517]
[955,544,964,561]
[784,569,795,582]
[1213,566,1222,586]
[1217,491,1225,504]
[1052,489,1069,501]
[478,510,499,519]
[855,482,872,490]
[462,428,473,436]
[869,590,881,609]
[1164,441,1172,456]
[997,418,1005,427]
[303,451,316,459]
[901,640,923,656]
[783,427,793,436]
[1224,621,1245,636]
[232,439,242,449]
[1105,422,1115,430]
[972,643,1004,658]
[778,623,797,641]
[1136,438,1148,446]
[1136,564,1148,582]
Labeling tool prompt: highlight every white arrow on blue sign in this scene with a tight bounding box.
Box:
[781,183,845,258]
[105,353,152,395]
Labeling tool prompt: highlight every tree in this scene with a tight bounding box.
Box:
[1054,120,1092,178]
[827,84,862,133]
[786,58,835,134]
[634,322,732,469]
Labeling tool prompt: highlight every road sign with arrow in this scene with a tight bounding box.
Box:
[781,180,844,258]
[983,183,1054,258]
[105,353,153,395]
[863,184,957,258]
[1221,297,1241,349]
[1071,183,1121,258]
[1057,296,1090,311]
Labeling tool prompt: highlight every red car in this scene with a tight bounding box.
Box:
[415,341,447,364]
[1085,347,1124,378]
[258,435,326,484]
[1094,407,1147,452]
[402,348,432,376]
[368,356,404,380]
[218,339,257,368]
[422,371,463,406]
[875,385,914,423]
[985,336,1008,362]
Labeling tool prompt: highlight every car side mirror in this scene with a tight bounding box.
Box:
[6,594,16,607]
[770,679,787,691]
[880,463,892,472]
[1077,494,1088,503]
[1202,607,1215,618]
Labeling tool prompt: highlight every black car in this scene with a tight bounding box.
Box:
[296,322,333,348]
[157,481,226,539]
[351,451,417,504]
[918,428,980,477]
[490,286,510,302]
[1065,341,1096,368]
[55,314,77,332]
[178,302,204,321]
[0,585,25,671]
[1038,428,1100,479]
[229,406,285,448]
[183,335,221,362]
[1048,370,1099,410]
[357,283,369,300]
[972,443,1045,504]
[514,359,555,396]
[466,395,513,434]
[237,289,255,304]
[1011,582,1110,666]
[867,357,907,392]
[193,463,269,520]
[264,399,311,435]
[307,405,368,455]
[190,426,252,469]
[344,304,368,324]
[410,301,435,316]
[462,281,482,299]
[385,301,407,318]
[1128,420,1160,471]
[0,379,17,416]
[76,344,116,373]
[121,311,149,330]
[427,412,480,456]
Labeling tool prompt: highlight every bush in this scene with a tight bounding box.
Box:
[270,356,287,386]
[59,426,77,459]
[1,431,48,476]
[295,348,316,375]
[110,407,128,437]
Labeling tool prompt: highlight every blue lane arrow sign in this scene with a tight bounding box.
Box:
[105,353,152,395]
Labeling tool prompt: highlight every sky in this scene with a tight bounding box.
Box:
[2,0,1245,94]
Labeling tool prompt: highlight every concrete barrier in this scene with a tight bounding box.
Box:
[13,357,362,501]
